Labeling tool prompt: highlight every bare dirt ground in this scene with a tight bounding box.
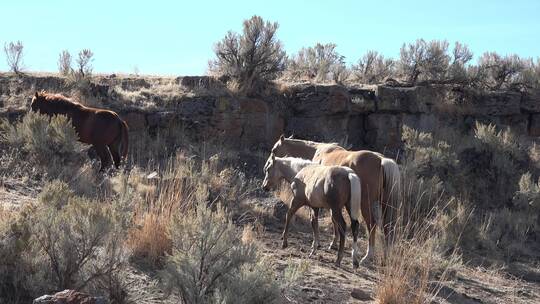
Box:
[251,197,540,304]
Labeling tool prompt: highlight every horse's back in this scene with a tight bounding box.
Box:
[296,165,351,208]
[317,149,382,200]
[80,108,124,144]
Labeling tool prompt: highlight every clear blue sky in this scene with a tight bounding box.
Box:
[1,0,538,76]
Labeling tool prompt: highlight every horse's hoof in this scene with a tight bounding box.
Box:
[282,242,288,249]
[353,260,360,269]
[334,261,341,267]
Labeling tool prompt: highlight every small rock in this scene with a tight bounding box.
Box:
[33,289,108,304]
[351,288,372,301]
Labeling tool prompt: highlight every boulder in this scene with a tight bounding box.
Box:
[349,88,376,113]
[521,89,540,113]
[366,113,402,149]
[448,88,522,116]
[376,85,438,113]
[33,289,107,304]
[290,85,350,117]
[529,114,540,137]
[402,113,438,133]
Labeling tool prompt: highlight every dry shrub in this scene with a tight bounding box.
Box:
[474,172,540,258]
[352,50,395,84]
[0,112,86,179]
[4,41,24,74]
[286,43,348,83]
[0,181,125,302]
[402,122,539,261]
[127,153,251,267]
[0,112,83,160]
[375,177,465,304]
[161,202,279,304]
[112,79,188,110]
[0,207,33,303]
[209,15,286,95]
[283,258,309,288]
[58,50,73,76]
[31,181,125,291]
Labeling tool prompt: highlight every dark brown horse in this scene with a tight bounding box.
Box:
[30,91,129,171]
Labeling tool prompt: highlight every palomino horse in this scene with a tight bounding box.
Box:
[30,91,129,171]
[262,154,363,267]
[271,135,401,262]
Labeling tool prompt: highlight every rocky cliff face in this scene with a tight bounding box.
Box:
[1,74,539,155]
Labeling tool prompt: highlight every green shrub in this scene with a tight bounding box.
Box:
[0,181,125,302]
[351,50,395,84]
[209,15,286,95]
[31,181,124,291]
[161,202,279,304]
[402,126,459,177]
[286,43,348,83]
[0,112,83,162]
[0,208,35,303]
[402,122,539,260]
[0,112,85,180]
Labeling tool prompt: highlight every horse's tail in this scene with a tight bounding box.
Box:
[120,120,129,159]
[381,157,401,224]
[345,168,362,222]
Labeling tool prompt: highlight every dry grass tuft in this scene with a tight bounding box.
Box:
[374,175,466,304]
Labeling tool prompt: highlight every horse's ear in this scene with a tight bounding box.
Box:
[34,91,39,98]
[279,134,284,141]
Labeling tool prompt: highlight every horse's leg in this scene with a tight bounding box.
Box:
[345,205,362,268]
[329,216,339,250]
[309,207,320,257]
[360,199,377,264]
[108,142,121,169]
[94,144,112,172]
[361,221,377,264]
[282,198,303,249]
[331,208,347,267]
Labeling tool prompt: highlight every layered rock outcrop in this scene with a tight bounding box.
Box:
[1,74,539,155]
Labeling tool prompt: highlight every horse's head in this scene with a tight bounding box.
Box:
[262,153,280,191]
[30,91,45,113]
[271,134,293,157]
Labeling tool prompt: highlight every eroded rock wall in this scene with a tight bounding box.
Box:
[1,74,539,155]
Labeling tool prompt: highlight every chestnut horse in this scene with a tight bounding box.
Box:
[30,91,129,171]
[262,154,363,267]
[271,135,401,262]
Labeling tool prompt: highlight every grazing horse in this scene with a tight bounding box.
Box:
[271,135,401,262]
[30,91,129,171]
[262,154,363,267]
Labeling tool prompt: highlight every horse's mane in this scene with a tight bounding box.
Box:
[277,156,316,172]
[285,138,342,149]
[37,92,84,111]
